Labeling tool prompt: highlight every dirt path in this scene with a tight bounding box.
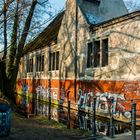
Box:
[2,113,83,140]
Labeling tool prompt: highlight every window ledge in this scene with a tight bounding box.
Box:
[27,72,33,78]
[86,66,108,70]
[35,71,44,75]
[48,70,59,77]
[27,72,33,75]
[48,70,59,73]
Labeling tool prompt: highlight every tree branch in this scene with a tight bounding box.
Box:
[12,0,37,82]
[37,0,48,6]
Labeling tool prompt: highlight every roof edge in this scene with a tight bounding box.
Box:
[90,10,140,31]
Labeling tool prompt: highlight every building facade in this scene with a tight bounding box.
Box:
[16,0,140,123]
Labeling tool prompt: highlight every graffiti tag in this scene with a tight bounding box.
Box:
[78,89,131,118]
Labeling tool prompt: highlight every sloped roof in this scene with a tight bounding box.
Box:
[90,10,140,31]
[23,0,140,55]
[84,12,102,24]
[23,11,64,54]
[82,0,140,25]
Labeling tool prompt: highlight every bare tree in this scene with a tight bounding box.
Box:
[0,0,51,103]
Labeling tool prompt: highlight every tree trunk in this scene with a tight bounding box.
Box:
[3,0,7,60]
[0,0,37,105]
[0,61,10,97]
[11,0,37,90]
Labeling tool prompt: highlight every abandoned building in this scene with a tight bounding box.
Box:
[16,0,140,123]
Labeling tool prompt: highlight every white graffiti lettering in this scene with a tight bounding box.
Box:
[36,86,58,100]
[78,89,131,119]
[78,89,93,110]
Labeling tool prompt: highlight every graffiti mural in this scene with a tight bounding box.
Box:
[21,83,29,111]
[16,79,140,123]
[78,113,131,136]
[36,86,59,100]
[35,86,59,114]
[78,89,93,110]
[78,89,131,119]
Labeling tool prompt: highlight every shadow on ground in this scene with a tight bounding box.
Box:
[1,113,83,140]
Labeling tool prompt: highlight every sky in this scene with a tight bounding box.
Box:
[49,0,140,13]
[0,0,66,51]
[1,0,140,51]
[123,0,140,12]
[49,0,66,12]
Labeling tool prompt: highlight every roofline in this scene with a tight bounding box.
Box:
[23,11,64,55]
[79,5,91,25]
[28,10,65,46]
[90,10,140,32]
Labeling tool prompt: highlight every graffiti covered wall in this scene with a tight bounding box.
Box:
[16,79,140,123]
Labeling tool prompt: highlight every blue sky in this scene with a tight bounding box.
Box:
[49,0,140,13]
[42,0,66,28]
[49,0,66,12]
[0,0,67,51]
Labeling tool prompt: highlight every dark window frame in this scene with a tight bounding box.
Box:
[36,54,44,72]
[87,42,93,68]
[102,38,108,67]
[94,40,100,67]
[87,38,109,68]
[27,58,33,73]
[49,51,59,71]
